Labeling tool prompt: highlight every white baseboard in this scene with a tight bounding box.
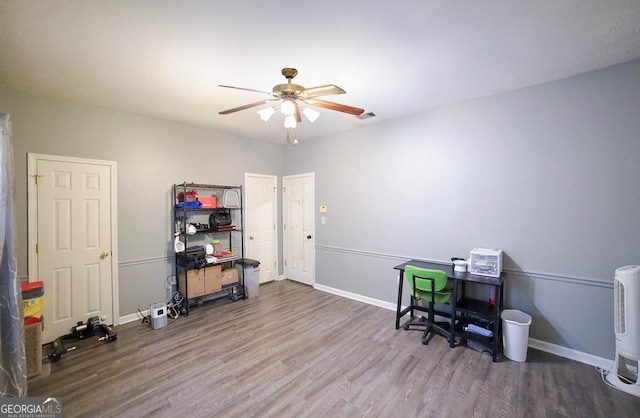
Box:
[314,283,614,369]
[314,283,398,311]
[528,338,613,369]
[120,310,148,325]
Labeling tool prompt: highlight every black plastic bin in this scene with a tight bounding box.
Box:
[236,258,260,298]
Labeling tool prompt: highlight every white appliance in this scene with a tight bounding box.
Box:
[606,265,640,397]
[150,303,168,330]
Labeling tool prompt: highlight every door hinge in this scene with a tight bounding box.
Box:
[284,260,287,266]
[283,187,286,193]
[31,174,44,185]
[35,243,38,254]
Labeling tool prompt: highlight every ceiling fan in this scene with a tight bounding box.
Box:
[218,68,365,128]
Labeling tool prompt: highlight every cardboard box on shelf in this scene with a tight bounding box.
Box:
[205,270,222,294]
[179,269,205,298]
[221,268,239,286]
[204,265,222,277]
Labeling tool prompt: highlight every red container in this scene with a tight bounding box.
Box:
[198,196,217,209]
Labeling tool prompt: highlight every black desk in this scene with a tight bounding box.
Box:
[394,260,505,362]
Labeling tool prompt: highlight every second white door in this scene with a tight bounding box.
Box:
[283,173,315,286]
[244,173,278,283]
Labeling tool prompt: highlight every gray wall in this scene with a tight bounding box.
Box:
[284,59,640,359]
[0,89,284,316]
[3,59,639,359]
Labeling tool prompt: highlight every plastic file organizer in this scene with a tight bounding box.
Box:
[468,248,503,277]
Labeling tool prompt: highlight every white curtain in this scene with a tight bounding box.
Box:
[0,113,26,396]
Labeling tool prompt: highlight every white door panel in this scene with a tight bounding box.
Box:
[283,173,315,286]
[31,156,116,343]
[245,173,277,283]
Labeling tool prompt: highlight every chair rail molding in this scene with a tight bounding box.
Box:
[315,244,613,289]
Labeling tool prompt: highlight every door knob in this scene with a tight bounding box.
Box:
[306,235,312,239]
[100,252,109,259]
[249,236,254,240]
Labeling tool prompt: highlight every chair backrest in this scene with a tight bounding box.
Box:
[404,265,448,294]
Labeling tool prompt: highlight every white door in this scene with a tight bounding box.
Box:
[283,173,315,286]
[28,154,118,343]
[244,173,278,283]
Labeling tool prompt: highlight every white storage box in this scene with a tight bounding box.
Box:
[469,248,503,277]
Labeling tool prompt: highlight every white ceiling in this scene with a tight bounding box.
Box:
[2,1,640,144]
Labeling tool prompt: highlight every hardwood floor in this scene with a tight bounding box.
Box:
[28,280,640,417]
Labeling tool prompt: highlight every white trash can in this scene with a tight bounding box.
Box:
[501,309,532,362]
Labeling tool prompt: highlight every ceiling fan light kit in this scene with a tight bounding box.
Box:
[284,115,297,129]
[279,99,296,116]
[301,106,320,123]
[257,106,276,121]
[219,67,364,144]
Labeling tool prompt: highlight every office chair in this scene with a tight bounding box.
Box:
[403,265,454,345]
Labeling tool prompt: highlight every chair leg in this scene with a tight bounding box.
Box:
[422,323,453,345]
[421,324,433,345]
[421,302,435,345]
[421,302,452,345]
[402,296,429,331]
[403,315,428,331]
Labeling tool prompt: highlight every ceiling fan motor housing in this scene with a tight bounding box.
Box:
[273,83,304,97]
[281,68,298,80]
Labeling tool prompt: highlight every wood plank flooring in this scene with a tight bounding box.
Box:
[28,280,640,417]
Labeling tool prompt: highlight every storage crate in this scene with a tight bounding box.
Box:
[198,196,217,209]
[468,248,503,277]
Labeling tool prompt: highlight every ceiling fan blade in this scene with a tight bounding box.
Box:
[218,85,273,95]
[218,99,276,115]
[299,84,346,99]
[302,98,365,115]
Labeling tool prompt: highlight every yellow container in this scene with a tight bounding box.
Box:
[22,281,44,321]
